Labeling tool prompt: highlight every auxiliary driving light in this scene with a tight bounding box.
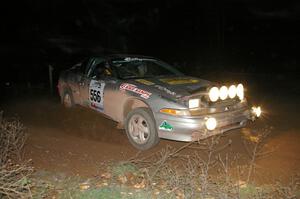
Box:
[209,84,244,102]
[252,106,262,117]
[205,117,217,131]
[209,87,219,102]
[237,84,244,100]
[219,86,228,100]
[228,85,237,99]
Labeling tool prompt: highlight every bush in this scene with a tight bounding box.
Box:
[0,111,33,198]
[0,112,27,165]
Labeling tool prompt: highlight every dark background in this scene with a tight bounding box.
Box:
[1,0,299,94]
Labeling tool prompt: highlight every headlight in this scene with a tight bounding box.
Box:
[189,99,200,109]
[209,87,219,102]
[228,85,237,99]
[205,117,217,130]
[237,84,244,100]
[219,86,228,100]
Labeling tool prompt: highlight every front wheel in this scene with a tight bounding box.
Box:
[125,108,159,150]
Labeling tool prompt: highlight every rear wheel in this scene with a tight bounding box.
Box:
[125,108,159,150]
[62,89,74,108]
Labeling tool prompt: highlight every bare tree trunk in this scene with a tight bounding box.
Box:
[0,111,3,124]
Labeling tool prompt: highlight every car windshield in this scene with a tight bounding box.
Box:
[110,57,183,79]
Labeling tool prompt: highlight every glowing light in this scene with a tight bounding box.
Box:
[205,117,217,130]
[228,85,237,99]
[209,87,219,102]
[237,84,244,100]
[252,106,262,117]
[189,99,200,109]
[219,86,228,100]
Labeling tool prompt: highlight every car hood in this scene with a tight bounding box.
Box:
[126,76,212,99]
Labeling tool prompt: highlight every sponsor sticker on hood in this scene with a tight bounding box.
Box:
[159,78,199,85]
[154,85,176,96]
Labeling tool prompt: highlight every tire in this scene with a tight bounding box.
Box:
[62,88,75,108]
[125,108,159,150]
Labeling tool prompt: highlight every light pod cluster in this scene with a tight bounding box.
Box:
[209,84,244,102]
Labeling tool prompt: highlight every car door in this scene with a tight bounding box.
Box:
[79,58,111,113]
[82,58,123,122]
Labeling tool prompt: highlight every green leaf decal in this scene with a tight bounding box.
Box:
[159,121,173,131]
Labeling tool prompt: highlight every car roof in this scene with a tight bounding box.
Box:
[108,54,155,59]
[89,54,156,60]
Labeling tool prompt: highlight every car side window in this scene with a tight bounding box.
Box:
[83,58,94,75]
[89,60,113,79]
[72,58,92,75]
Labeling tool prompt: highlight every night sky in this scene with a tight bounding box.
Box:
[1,0,299,86]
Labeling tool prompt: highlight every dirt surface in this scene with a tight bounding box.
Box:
[1,91,300,183]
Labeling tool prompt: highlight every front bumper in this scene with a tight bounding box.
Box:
[155,107,252,142]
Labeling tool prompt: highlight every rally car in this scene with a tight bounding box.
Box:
[58,54,261,150]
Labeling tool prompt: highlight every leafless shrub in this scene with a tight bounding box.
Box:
[0,161,33,198]
[0,112,33,198]
[242,126,273,183]
[125,126,284,198]
[127,136,241,198]
[0,115,27,165]
[272,175,300,199]
[0,111,3,124]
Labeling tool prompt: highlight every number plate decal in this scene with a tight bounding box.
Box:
[89,80,105,111]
